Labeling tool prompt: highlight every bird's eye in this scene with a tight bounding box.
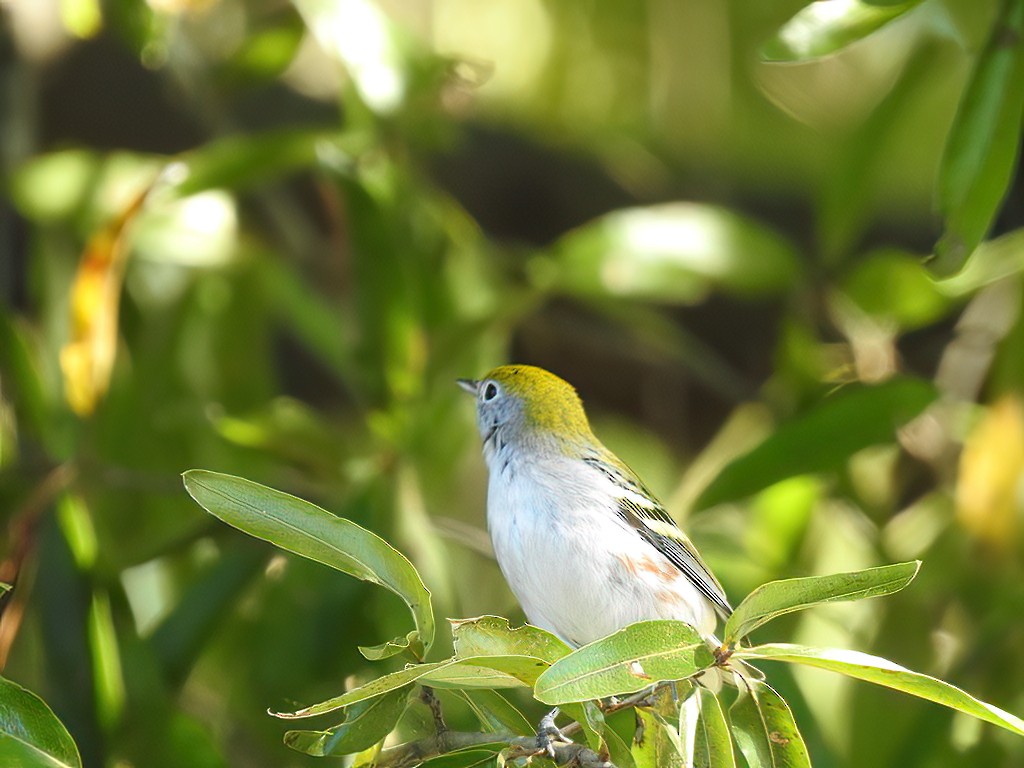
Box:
[482,382,499,401]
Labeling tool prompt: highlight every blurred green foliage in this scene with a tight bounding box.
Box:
[2,0,1024,766]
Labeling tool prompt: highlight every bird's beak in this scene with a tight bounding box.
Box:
[456,378,479,395]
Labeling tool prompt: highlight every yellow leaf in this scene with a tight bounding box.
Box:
[60,182,150,416]
[956,395,1024,551]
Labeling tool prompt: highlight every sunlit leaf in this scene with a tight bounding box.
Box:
[735,644,1024,737]
[729,680,810,768]
[294,0,408,113]
[761,0,927,62]
[933,0,1024,275]
[724,561,920,643]
[420,655,551,689]
[273,655,546,719]
[695,378,937,509]
[272,663,444,719]
[60,179,152,416]
[680,686,735,768]
[182,470,434,654]
[283,686,410,756]
[88,591,125,728]
[537,203,799,305]
[956,395,1024,550]
[451,616,572,663]
[359,631,425,661]
[534,620,715,705]
[0,675,82,768]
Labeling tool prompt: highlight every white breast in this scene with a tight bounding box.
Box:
[485,450,716,647]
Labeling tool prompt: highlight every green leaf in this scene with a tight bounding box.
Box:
[0,583,10,595]
[761,0,926,62]
[724,561,921,643]
[421,655,551,689]
[272,663,445,719]
[734,644,1024,738]
[680,687,735,768]
[182,470,434,653]
[359,631,425,662]
[933,0,1024,275]
[603,721,637,768]
[172,129,337,197]
[938,227,1024,297]
[632,707,683,768]
[274,655,547,719]
[537,203,799,305]
[534,620,715,706]
[456,690,534,736]
[695,379,937,510]
[563,701,605,751]
[419,748,503,768]
[841,250,951,329]
[150,545,266,687]
[0,675,82,768]
[283,687,410,756]
[451,617,572,664]
[728,680,810,768]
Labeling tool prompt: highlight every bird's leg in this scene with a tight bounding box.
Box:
[536,707,572,757]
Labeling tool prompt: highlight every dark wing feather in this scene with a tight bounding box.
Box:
[583,453,733,619]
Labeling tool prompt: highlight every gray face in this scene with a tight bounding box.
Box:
[458,377,521,449]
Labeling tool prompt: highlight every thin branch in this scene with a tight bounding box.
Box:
[374,687,664,768]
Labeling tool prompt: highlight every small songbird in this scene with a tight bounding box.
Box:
[458,364,732,652]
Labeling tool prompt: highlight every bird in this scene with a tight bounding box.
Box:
[458,365,733,745]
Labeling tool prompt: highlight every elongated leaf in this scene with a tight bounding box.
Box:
[0,676,82,768]
[534,620,715,705]
[420,655,549,689]
[274,655,546,719]
[173,129,334,197]
[540,203,798,304]
[284,686,410,756]
[724,561,920,643]
[451,617,572,664]
[683,687,735,768]
[603,721,637,768]
[273,663,444,719]
[457,690,534,736]
[632,707,683,768]
[762,0,926,62]
[729,680,810,768]
[151,545,267,687]
[419,747,504,768]
[183,470,434,653]
[934,0,1024,275]
[562,701,605,751]
[359,631,425,662]
[735,644,1024,737]
[695,379,936,510]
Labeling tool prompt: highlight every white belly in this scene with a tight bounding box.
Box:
[486,454,716,647]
